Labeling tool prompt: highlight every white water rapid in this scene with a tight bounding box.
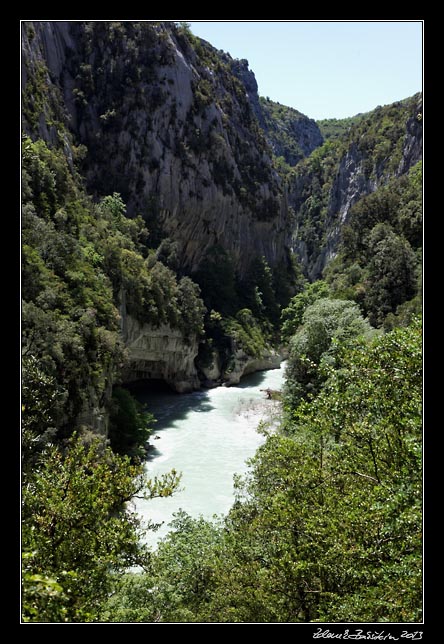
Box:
[131,362,286,548]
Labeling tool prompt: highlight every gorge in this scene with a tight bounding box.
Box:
[21,20,423,624]
[21,21,422,406]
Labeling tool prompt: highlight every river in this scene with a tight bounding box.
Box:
[131,362,286,549]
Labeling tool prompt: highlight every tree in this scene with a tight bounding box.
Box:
[280,280,330,342]
[21,355,64,472]
[284,297,373,408]
[101,511,224,622]
[108,387,154,461]
[241,256,281,325]
[177,276,206,337]
[192,245,239,316]
[97,192,126,219]
[364,223,417,327]
[22,434,180,622]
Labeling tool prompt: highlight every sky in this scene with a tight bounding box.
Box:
[188,21,423,120]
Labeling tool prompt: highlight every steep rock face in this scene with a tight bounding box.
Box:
[288,94,423,279]
[121,314,200,393]
[229,60,323,166]
[199,350,223,386]
[21,21,77,153]
[21,21,289,277]
[229,58,266,129]
[258,97,323,165]
[308,142,379,277]
[398,95,423,175]
[223,349,282,386]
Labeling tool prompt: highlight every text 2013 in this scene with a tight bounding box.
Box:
[313,629,423,641]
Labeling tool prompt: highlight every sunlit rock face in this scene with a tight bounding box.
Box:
[21,21,297,277]
[121,314,201,393]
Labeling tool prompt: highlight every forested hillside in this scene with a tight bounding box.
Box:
[21,20,422,623]
[316,113,367,140]
[287,93,422,280]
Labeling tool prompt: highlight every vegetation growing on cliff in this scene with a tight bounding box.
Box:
[22,134,206,449]
[21,21,422,624]
[324,161,422,327]
[259,96,323,165]
[288,94,422,284]
[316,112,367,140]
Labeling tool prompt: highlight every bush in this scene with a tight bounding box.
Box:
[108,387,154,461]
[223,308,268,359]
[284,298,373,408]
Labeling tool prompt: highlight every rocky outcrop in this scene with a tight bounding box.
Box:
[229,57,266,129]
[288,94,423,279]
[259,98,323,165]
[223,349,282,386]
[398,95,423,175]
[308,143,378,278]
[230,60,323,165]
[199,350,223,386]
[21,21,290,278]
[121,314,200,393]
[120,312,282,391]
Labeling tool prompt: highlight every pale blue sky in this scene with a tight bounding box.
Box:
[188,21,423,120]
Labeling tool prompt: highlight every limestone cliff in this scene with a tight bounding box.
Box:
[21,21,291,277]
[198,344,282,387]
[288,94,423,280]
[223,349,282,386]
[258,97,324,165]
[121,314,200,393]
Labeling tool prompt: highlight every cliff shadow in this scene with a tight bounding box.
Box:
[126,379,215,434]
[235,368,275,390]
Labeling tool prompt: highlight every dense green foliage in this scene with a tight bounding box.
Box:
[22,135,205,443]
[325,161,422,327]
[22,433,181,622]
[101,320,422,623]
[288,138,344,265]
[22,21,422,623]
[316,113,367,140]
[108,387,155,461]
[280,280,328,342]
[283,297,374,408]
[193,248,302,374]
[21,133,201,621]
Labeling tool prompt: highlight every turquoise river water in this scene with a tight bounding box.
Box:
[131,361,286,548]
